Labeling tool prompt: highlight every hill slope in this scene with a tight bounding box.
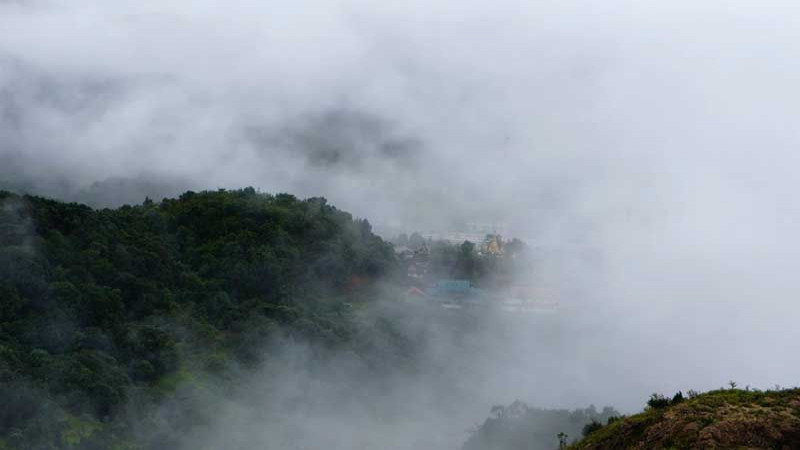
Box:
[0,188,401,448]
[571,389,800,450]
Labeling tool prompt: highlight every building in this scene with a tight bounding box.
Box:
[481,234,504,255]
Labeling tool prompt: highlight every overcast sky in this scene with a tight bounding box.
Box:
[2,0,800,421]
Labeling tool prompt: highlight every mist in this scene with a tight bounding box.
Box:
[3,0,800,447]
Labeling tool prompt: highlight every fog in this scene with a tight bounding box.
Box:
[3,0,800,447]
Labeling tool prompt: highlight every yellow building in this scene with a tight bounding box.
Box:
[483,234,504,255]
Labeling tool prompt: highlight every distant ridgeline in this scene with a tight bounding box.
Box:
[463,400,619,450]
[0,188,401,449]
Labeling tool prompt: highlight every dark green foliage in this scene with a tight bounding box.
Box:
[646,391,686,411]
[453,241,478,280]
[605,415,623,425]
[557,432,568,449]
[0,188,399,448]
[581,420,603,437]
[646,393,670,409]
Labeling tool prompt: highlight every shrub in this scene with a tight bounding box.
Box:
[606,415,623,425]
[647,393,670,409]
[557,432,568,450]
[582,420,603,437]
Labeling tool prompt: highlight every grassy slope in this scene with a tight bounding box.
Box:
[570,389,800,450]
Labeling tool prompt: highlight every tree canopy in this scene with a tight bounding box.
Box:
[0,188,399,448]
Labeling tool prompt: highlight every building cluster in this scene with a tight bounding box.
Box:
[395,233,558,315]
[404,277,559,314]
[420,222,507,250]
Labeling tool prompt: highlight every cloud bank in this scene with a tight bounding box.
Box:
[3,0,800,425]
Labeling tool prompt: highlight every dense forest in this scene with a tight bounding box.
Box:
[0,188,407,449]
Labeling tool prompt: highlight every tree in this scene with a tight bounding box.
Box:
[647,393,670,409]
[557,432,568,449]
[505,238,527,256]
[408,232,426,250]
[395,233,409,247]
[582,420,603,437]
[453,240,478,280]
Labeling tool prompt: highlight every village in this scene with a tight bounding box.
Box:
[391,228,560,314]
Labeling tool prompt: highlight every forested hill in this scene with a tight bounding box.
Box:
[0,188,398,448]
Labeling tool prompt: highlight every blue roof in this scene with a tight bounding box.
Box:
[435,279,471,292]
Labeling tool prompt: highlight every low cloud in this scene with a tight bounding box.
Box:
[2,0,800,429]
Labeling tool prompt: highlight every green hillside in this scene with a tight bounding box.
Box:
[0,188,400,449]
[570,388,800,450]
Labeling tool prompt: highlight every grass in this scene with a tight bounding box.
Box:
[568,387,800,450]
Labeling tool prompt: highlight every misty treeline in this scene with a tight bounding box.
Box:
[391,233,531,287]
[0,188,411,448]
[462,401,619,450]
